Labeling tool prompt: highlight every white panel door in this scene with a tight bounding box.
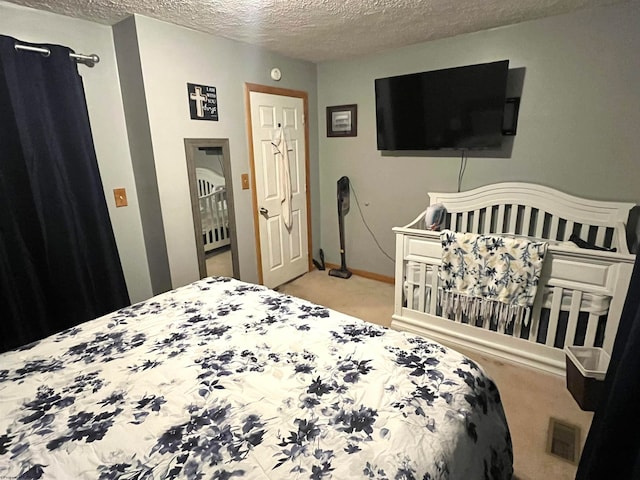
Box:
[249,91,308,288]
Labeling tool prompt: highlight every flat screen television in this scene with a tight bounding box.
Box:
[375,60,509,151]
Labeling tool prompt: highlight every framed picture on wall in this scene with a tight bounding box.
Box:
[326,104,357,137]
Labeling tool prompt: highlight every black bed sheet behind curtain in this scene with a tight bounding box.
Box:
[576,253,640,478]
[0,35,130,353]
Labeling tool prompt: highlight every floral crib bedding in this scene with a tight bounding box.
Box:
[0,277,513,479]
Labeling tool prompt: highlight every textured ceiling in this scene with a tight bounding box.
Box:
[6,0,628,63]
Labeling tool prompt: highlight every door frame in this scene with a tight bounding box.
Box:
[184,138,239,279]
[244,83,313,284]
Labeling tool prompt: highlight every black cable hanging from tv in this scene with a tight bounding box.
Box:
[457,150,467,192]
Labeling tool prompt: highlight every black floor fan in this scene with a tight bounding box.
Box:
[329,176,352,279]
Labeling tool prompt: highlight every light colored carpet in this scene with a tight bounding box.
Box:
[278,269,593,480]
[277,269,394,328]
[205,248,232,278]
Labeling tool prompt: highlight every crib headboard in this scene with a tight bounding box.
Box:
[196,167,223,197]
[428,182,634,254]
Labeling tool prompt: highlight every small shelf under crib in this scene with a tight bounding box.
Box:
[392,182,636,376]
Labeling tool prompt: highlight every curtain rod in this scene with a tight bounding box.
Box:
[14,43,100,67]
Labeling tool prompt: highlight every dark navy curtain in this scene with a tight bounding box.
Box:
[0,35,130,353]
[576,253,640,478]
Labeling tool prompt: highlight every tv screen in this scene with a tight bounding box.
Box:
[375,60,509,151]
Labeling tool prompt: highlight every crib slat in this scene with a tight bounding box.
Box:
[584,313,600,347]
[564,221,575,241]
[496,204,505,233]
[429,266,439,315]
[549,215,560,241]
[595,226,606,248]
[483,208,493,234]
[461,212,469,232]
[507,206,518,234]
[218,192,226,240]
[207,195,215,225]
[483,207,491,234]
[211,193,220,227]
[406,263,416,310]
[534,210,545,239]
[523,309,532,336]
[212,194,221,241]
[450,213,459,232]
[579,224,589,241]
[513,310,523,339]
[471,209,480,233]
[221,190,229,240]
[564,290,583,348]
[527,291,544,342]
[521,206,532,236]
[610,230,621,252]
[417,263,427,313]
[545,287,563,346]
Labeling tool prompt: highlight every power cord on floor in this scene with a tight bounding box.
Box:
[349,182,394,262]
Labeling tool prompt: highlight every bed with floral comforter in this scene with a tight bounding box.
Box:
[0,277,513,479]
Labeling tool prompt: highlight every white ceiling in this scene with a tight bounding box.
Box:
[6,0,627,63]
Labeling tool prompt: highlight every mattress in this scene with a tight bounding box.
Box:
[0,277,513,479]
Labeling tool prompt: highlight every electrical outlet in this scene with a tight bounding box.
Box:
[241,173,250,190]
[114,188,128,207]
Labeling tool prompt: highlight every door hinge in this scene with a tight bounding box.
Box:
[302,114,305,125]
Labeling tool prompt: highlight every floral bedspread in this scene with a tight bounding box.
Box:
[0,277,513,479]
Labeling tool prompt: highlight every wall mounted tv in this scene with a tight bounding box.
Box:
[375,60,509,151]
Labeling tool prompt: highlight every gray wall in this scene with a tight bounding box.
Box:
[317,1,640,279]
[128,15,319,287]
[0,1,153,302]
[1,2,320,298]
[113,16,172,296]
[4,0,638,291]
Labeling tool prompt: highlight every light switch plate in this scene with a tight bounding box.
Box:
[241,173,250,190]
[114,188,128,207]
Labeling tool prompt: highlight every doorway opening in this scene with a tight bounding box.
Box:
[184,138,239,279]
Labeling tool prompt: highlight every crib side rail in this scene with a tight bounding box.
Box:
[392,228,635,375]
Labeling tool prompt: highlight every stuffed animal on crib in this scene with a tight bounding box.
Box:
[424,203,446,231]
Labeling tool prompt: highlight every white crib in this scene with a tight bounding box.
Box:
[197,167,230,252]
[392,182,636,375]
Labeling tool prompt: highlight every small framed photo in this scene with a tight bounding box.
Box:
[326,104,357,137]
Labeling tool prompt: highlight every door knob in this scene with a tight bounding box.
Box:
[259,207,269,216]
